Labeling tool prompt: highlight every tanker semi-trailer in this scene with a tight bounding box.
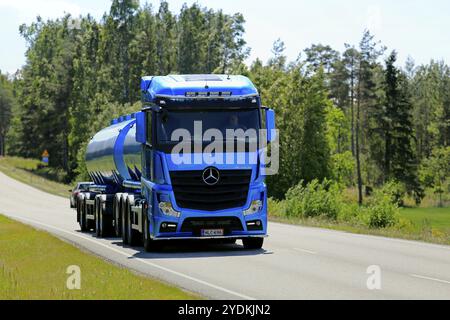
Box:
[74,74,277,251]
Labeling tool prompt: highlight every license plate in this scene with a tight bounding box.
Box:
[201,229,224,237]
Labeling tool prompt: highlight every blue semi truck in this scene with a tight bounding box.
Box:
[75,74,276,251]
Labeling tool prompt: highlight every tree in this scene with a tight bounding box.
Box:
[380,51,423,202]
[419,147,450,207]
[341,46,360,157]
[355,30,385,204]
[411,61,450,160]
[304,44,339,74]
[0,73,14,156]
[269,38,286,70]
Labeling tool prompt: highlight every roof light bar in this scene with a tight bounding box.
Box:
[184,91,233,98]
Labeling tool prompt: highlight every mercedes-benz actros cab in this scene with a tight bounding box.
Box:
[74,74,276,251]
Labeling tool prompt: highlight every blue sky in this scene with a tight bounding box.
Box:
[1,0,449,74]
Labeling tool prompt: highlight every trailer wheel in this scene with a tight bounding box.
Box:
[242,237,264,250]
[113,194,122,237]
[126,200,140,246]
[143,212,161,252]
[95,198,100,236]
[121,198,129,245]
[76,196,81,223]
[80,197,88,232]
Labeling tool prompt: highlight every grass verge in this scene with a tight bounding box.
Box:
[0,214,199,300]
[0,157,71,198]
[269,206,450,246]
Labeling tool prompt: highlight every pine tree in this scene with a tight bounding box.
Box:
[383,51,423,202]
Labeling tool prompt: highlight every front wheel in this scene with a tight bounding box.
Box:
[242,237,264,250]
[143,213,161,252]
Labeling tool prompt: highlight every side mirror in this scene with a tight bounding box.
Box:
[265,108,276,143]
[135,111,146,144]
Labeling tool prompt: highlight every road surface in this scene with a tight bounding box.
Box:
[1,171,450,299]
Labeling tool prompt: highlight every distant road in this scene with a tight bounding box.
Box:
[1,171,450,299]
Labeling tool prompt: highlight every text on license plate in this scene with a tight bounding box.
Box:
[201,229,224,237]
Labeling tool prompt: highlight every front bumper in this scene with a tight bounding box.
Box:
[151,234,268,241]
[151,207,268,240]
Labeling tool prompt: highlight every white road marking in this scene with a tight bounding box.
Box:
[293,248,317,255]
[410,274,450,285]
[5,214,256,300]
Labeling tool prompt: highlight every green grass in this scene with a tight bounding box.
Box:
[0,214,199,300]
[269,206,450,246]
[0,157,71,197]
[399,207,450,232]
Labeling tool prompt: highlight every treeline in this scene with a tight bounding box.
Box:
[0,0,449,206]
[4,0,248,179]
[253,36,450,204]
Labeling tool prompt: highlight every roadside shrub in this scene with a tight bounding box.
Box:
[267,197,286,218]
[366,189,400,228]
[338,202,364,225]
[285,179,340,220]
[377,181,406,207]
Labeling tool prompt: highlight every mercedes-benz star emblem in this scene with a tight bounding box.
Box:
[202,167,220,186]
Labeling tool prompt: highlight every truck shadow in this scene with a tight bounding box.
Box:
[123,240,271,259]
[77,230,271,258]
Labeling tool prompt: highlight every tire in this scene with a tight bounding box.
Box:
[86,195,96,231]
[242,237,264,250]
[95,198,101,237]
[113,194,122,237]
[76,197,81,223]
[126,199,140,246]
[143,212,161,252]
[121,198,129,245]
[99,199,111,238]
[80,198,88,232]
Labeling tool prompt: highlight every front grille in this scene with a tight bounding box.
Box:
[181,217,244,236]
[170,169,252,211]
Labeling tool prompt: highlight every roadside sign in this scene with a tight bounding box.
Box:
[42,150,49,164]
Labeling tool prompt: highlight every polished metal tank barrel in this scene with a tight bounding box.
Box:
[85,118,141,186]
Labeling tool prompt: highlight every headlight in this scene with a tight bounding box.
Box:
[244,200,263,216]
[158,202,180,218]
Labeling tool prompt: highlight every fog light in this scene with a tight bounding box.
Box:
[244,200,263,216]
[158,202,180,218]
[160,222,178,233]
[246,220,263,231]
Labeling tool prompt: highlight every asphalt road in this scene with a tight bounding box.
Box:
[1,171,450,300]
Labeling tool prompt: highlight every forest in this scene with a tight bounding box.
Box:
[0,1,448,231]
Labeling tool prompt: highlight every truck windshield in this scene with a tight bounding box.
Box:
[156,109,261,144]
